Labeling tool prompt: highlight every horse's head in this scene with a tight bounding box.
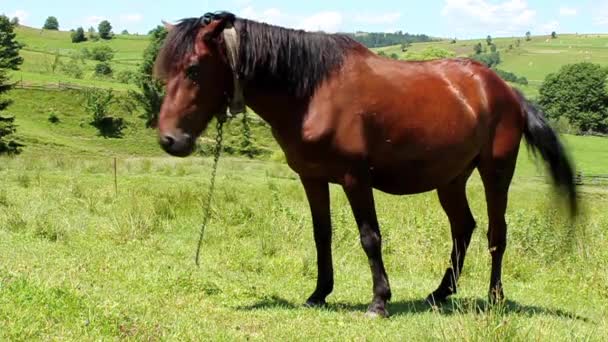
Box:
[155,12,239,157]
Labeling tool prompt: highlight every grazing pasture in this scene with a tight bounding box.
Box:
[1,88,607,339]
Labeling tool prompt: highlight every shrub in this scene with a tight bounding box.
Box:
[48,112,60,124]
[83,88,124,138]
[71,27,87,43]
[89,45,114,62]
[116,70,136,84]
[94,62,113,77]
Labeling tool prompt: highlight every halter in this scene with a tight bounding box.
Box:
[201,12,246,118]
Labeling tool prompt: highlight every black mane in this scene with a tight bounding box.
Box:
[156,12,359,97]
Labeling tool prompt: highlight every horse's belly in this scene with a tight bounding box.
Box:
[370,156,477,195]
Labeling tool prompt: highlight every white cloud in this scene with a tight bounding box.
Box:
[559,6,577,16]
[353,13,402,25]
[297,11,343,32]
[8,10,29,24]
[441,0,536,36]
[538,20,560,33]
[120,14,143,23]
[595,3,608,26]
[238,6,343,32]
[84,16,107,27]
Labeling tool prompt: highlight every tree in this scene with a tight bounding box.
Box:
[539,63,608,133]
[490,43,497,53]
[525,31,532,41]
[473,42,483,55]
[71,27,87,43]
[98,20,113,40]
[121,29,129,35]
[0,15,24,154]
[0,15,24,70]
[129,25,168,127]
[486,35,492,45]
[10,17,19,26]
[43,16,59,30]
[551,31,557,39]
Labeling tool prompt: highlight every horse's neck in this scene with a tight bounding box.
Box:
[243,85,308,129]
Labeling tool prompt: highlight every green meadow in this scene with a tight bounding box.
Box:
[0,25,607,340]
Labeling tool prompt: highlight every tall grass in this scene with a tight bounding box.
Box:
[0,154,606,340]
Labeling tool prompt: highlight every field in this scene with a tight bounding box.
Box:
[1,25,607,340]
[1,138,607,340]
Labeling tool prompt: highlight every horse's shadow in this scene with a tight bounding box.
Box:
[236,295,589,322]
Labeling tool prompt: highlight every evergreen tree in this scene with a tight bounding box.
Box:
[0,15,24,154]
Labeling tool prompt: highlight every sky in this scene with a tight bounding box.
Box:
[3,0,608,38]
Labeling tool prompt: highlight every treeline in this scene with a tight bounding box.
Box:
[347,31,434,48]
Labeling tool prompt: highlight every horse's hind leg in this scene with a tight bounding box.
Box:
[478,152,518,303]
[427,167,476,304]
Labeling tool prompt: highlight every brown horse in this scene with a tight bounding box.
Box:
[155,12,577,317]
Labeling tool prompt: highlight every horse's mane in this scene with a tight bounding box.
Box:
[155,12,360,97]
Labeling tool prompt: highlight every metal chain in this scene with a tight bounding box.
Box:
[195,118,225,266]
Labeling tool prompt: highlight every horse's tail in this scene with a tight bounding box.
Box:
[513,88,578,217]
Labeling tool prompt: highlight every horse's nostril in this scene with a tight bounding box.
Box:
[161,134,175,147]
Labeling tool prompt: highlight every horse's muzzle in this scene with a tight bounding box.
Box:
[159,132,195,157]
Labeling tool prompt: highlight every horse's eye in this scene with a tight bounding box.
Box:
[185,64,200,82]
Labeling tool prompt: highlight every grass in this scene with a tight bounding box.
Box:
[0,151,606,340]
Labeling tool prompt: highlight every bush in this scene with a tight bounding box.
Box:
[71,27,87,43]
[48,111,60,124]
[116,70,136,84]
[472,52,501,67]
[83,88,124,138]
[61,58,84,79]
[493,68,528,85]
[89,45,114,62]
[129,25,168,128]
[94,62,113,77]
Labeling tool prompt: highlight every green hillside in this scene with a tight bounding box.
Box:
[11,26,148,89]
[11,26,608,98]
[377,34,608,96]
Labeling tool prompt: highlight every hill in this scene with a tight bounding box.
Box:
[377,34,608,96]
[5,26,608,165]
[12,26,148,90]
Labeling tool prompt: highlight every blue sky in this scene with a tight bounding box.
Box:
[4,0,608,38]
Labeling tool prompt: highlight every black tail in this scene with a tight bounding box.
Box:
[514,89,578,217]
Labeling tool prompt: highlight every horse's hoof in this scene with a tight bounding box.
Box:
[425,292,448,307]
[365,306,389,318]
[304,299,326,308]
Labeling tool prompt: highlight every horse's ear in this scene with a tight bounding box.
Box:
[204,12,236,41]
[162,20,174,32]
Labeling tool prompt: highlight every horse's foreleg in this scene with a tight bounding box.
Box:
[301,178,334,307]
[343,175,391,317]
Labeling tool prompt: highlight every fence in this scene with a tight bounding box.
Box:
[532,172,608,186]
[14,80,106,92]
